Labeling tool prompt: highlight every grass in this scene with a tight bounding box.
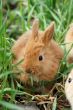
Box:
[0,0,73,109]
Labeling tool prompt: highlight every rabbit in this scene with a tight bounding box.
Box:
[64,24,73,63]
[12,19,63,83]
[65,69,73,110]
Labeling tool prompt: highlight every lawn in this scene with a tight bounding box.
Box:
[0,0,73,110]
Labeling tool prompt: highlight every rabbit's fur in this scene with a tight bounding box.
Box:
[12,20,63,83]
[65,69,73,110]
[65,24,73,63]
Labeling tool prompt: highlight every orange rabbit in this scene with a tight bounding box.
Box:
[65,24,73,63]
[12,19,63,83]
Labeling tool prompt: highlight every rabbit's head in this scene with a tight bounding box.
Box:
[18,20,63,81]
[65,69,73,109]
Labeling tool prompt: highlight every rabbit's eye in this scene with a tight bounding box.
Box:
[39,55,43,61]
[68,78,72,83]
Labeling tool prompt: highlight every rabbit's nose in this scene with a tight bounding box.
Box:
[22,63,32,73]
[25,68,32,73]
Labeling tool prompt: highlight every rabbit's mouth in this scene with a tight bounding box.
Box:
[25,69,32,74]
[26,70,37,77]
[25,69,40,81]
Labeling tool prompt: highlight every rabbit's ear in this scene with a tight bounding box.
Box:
[42,22,54,45]
[32,19,39,40]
